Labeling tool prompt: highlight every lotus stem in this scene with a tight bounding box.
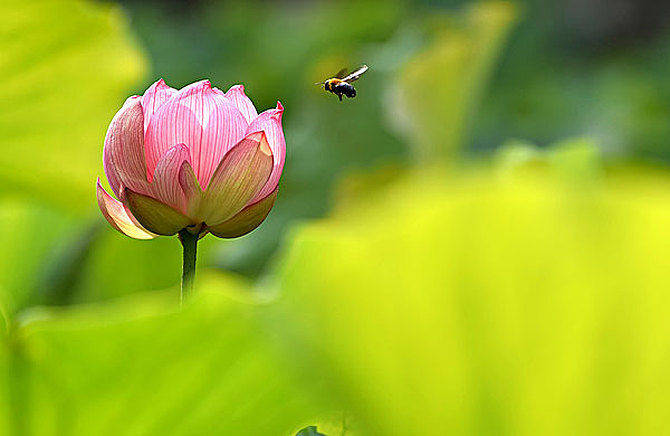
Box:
[178,229,199,304]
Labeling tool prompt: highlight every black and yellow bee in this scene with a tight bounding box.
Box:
[317,65,369,101]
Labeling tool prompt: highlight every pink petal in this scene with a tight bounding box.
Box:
[150,144,191,214]
[208,188,277,238]
[144,80,247,188]
[178,160,203,218]
[222,85,258,124]
[199,131,274,226]
[103,96,150,197]
[141,79,178,133]
[96,179,155,240]
[245,101,286,203]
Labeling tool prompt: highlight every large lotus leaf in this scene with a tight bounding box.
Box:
[1,284,324,435]
[270,168,670,434]
[0,0,145,212]
[0,200,75,320]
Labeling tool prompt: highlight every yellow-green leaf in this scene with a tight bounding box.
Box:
[2,286,324,435]
[0,0,146,212]
[392,1,517,162]
[273,167,670,434]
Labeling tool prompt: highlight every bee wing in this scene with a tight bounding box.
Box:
[334,68,349,79]
[342,65,369,83]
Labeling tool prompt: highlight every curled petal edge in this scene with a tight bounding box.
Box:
[246,101,285,203]
[96,180,156,240]
[103,96,147,197]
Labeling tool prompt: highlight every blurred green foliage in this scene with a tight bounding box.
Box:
[73,0,422,277]
[4,160,670,434]
[270,165,670,434]
[0,0,198,315]
[1,289,325,435]
[395,2,516,161]
[471,0,670,162]
[118,0,518,275]
[3,0,670,434]
[0,200,74,318]
[0,0,145,212]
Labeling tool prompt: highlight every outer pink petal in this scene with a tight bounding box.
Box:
[141,79,178,133]
[199,131,273,225]
[102,96,149,197]
[150,144,191,214]
[178,160,203,218]
[221,85,258,125]
[96,179,155,240]
[144,80,247,188]
[245,101,286,203]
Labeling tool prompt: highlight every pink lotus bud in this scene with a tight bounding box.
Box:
[97,79,285,239]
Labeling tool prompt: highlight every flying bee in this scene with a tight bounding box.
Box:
[317,65,369,101]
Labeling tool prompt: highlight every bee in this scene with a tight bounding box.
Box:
[317,65,369,101]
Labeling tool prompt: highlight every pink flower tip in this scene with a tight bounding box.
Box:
[197,79,212,90]
[272,101,284,121]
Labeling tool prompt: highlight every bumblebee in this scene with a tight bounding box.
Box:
[318,65,369,101]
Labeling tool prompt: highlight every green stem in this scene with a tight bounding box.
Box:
[178,229,199,304]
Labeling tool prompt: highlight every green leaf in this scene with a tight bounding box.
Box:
[0,200,75,319]
[271,167,670,434]
[393,1,517,162]
[2,284,324,435]
[0,0,146,212]
[0,303,6,338]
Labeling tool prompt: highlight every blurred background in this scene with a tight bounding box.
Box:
[2,0,670,434]
[117,0,670,277]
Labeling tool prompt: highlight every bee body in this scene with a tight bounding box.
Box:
[318,65,368,102]
[324,79,357,101]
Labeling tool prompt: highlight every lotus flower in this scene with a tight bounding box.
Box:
[96,79,285,240]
